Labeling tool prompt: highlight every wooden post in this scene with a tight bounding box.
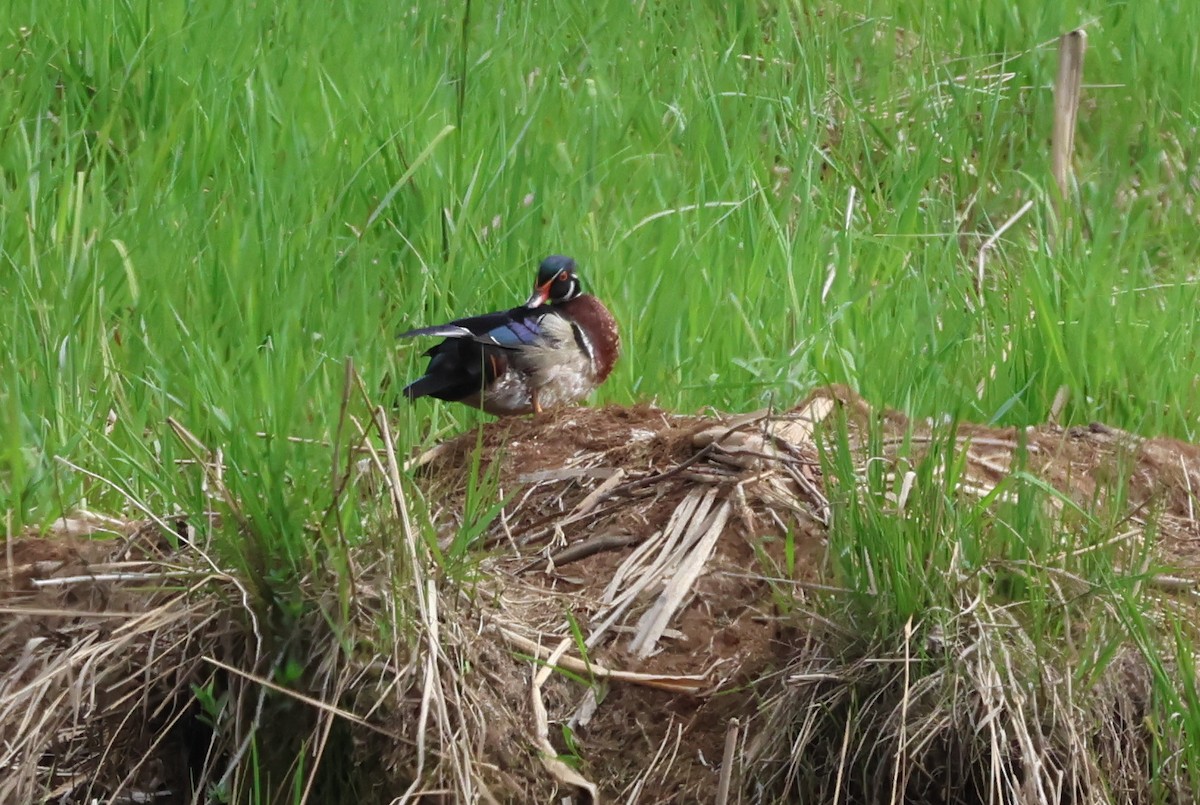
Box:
[1051,30,1087,244]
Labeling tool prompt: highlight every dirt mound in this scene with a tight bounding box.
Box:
[411,401,831,799]
[3,386,1200,802]
[407,385,1200,799]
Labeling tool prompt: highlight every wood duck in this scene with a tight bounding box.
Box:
[399,255,620,416]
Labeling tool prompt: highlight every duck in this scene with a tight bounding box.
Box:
[399,255,620,416]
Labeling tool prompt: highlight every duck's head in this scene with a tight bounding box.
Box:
[525,255,583,307]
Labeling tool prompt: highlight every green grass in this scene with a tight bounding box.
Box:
[3,0,1200,798]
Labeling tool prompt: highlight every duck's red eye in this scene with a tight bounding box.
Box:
[558,271,569,281]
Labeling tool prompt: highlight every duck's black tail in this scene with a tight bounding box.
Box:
[402,374,452,401]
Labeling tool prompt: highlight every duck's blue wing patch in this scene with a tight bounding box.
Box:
[478,317,544,349]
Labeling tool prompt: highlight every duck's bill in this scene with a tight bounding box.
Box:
[524,282,551,307]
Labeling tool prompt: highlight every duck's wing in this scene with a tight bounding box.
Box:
[400,307,555,352]
[400,307,555,403]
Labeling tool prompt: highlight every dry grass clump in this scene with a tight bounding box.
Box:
[0,519,250,802]
[4,386,1200,802]
[751,604,1178,804]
